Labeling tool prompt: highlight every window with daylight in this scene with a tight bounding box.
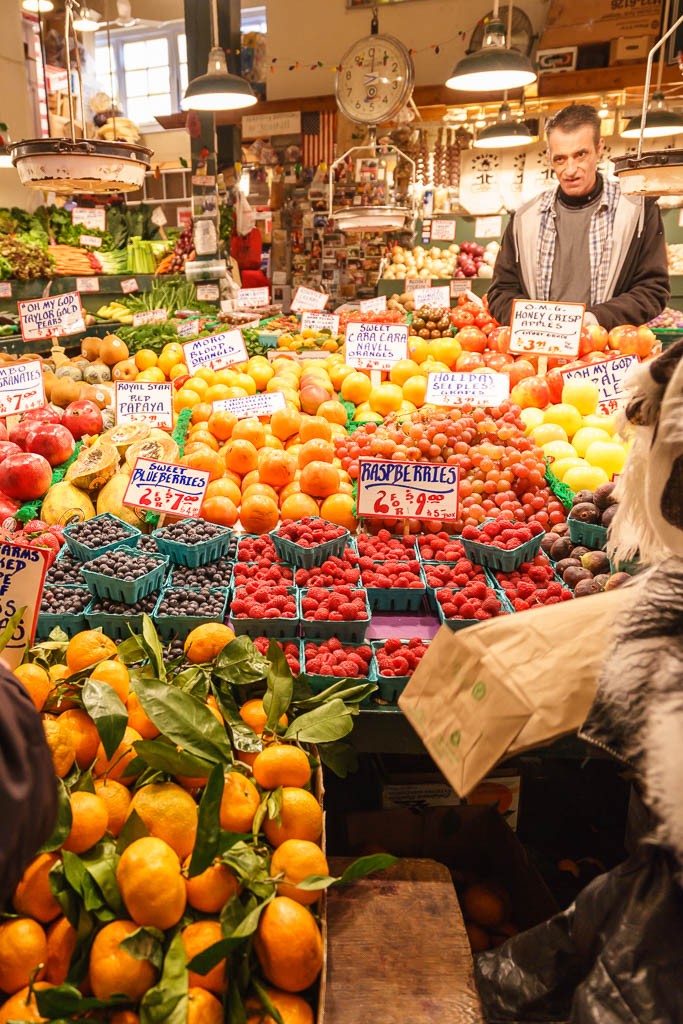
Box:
[95,7,265,127]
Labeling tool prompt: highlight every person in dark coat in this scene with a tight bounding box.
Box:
[0,661,57,909]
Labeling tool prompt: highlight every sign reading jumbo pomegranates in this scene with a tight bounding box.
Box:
[510,300,584,357]
[357,458,460,521]
[0,360,46,417]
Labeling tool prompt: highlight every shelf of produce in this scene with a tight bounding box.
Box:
[0,273,187,305]
[323,857,483,1024]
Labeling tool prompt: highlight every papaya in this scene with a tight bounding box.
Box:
[97,472,144,528]
[65,441,119,494]
[100,334,130,366]
[41,480,96,526]
[125,434,179,470]
[98,423,150,457]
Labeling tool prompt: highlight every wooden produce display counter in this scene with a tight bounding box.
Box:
[324,858,483,1023]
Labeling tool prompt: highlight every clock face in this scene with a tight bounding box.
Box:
[335,34,414,125]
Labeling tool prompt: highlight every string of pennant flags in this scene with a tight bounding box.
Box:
[223,31,470,73]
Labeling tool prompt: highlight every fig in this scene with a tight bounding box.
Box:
[593,574,611,590]
[563,566,593,588]
[550,536,574,561]
[568,502,600,524]
[574,579,602,598]
[555,557,582,576]
[581,551,610,575]
[601,505,618,528]
[605,572,631,590]
[593,482,618,511]
[570,546,591,558]
[572,489,594,507]
[550,523,570,536]
[541,534,558,556]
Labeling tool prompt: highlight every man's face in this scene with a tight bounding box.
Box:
[547,125,604,196]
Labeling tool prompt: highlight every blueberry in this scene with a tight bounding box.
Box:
[40,585,90,614]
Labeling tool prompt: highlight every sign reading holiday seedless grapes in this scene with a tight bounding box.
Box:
[510,300,584,357]
[561,354,639,414]
[183,329,248,373]
[0,360,46,417]
[426,372,510,407]
[123,458,210,517]
[18,292,85,341]
[115,381,174,430]
[345,322,409,372]
[357,458,460,522]
[213,391,286,420]
[0,541,49,669]
[291,286,329,312]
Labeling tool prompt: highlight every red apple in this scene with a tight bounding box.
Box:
[546,366,566,405]
[483,352,514,371]
[25,423,76,467]
[579,324,609,356]
[500,359,536,387]
[62,400,103,440]
[0,441,22,462]
[635,325,656,358]
[510,375,550,410]
[456,326,488,353]
[455,352,485,372]
[608,324,637,351]
[0,452,52,500]
[488,326,512,353]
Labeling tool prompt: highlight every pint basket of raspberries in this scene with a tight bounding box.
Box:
[460,516,545,573]
[302,639,375,694]
[230,583,300,639]
[372,638,430,701]
[300,585,371,643]
[434,581,511,631]
[272,517,351,569]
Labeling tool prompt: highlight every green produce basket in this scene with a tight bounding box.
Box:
[85,594,159,641]
[302,640,375,695]
[299,588,371,643]
[461,522,544,573]
[153,587,229,641]
[230,585,300,640]
[434,586,514,632]
[63,513,140,561]
[567,518,608,549]
[46,546,87,587]
[153,520,235,567]
[370,639,431,702]
[37,586,91,638]
[651,327,683,350]
[360,561,427,612]
[272,520,350,568]
[81,551,168,603]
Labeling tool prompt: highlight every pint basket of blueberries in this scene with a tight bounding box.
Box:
[152,518,234,567]
[81,549,168,603]
[63,514,141,561]
[152,587,230,641]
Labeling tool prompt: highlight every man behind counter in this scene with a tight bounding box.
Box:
[487,104,670,331]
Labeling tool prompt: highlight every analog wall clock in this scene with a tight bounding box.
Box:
[335,34,415,125]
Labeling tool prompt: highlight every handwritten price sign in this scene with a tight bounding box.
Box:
[426,372,510,407]
[411,286,450,308]
[120,278,139,294]
[0,360,46,417]
[510,300,584,357]
[115,381,174,430]
[562,354,639,414]
[0,541,49,669]
[72,207,106,231]
[183,329,248,374]
[405,278,431,291]
[123,458,210,518]
[345,322,409,372]
[213,391,286,420]
[357,458,460,522]
[359,296,387,313]
[18,292,85,341]
[291,287,329,312]
[237,287,269,308]
[301,312,340,334]
[133,309,168,328]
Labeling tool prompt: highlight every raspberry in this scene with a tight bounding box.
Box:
[392,656,410,674]
[327,637,342,652]
[407,637,423,649]
[459,602,476,619]
[383,637,403,654]
[461,526,480,540]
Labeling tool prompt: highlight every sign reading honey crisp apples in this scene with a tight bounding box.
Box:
[510,300,584,357]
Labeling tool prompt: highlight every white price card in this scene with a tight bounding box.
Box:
[120,278,139,294]
[183,329,248,374]
[115,381,174,430]
[197,284,220,302]
[450,280,470,297]
[79,234,102,248]
[430,220,456,242]
[123,458,210,518]
[474,215,502,238]
[0,283,11,298]
[300,312,340,334]
[133,309,168,328]
[76,277,99,293]
[510,300,584,358]
[237,287,269,308]
[177,318,200,339]
[0,360,46,417]
[291,286,329,312]
[405,278,431,291]
[213,391,286,420]
[0,540,49,669]
[411,286,450,308]
[345,322,409,372]
[562,354,639,415]
[426,372,510,408]
[357,458,460,522]
[72,207,106,231]
[18,292,85,341]
[359,296,387,313]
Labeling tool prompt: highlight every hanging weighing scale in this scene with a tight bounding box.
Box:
[328,19,418,232]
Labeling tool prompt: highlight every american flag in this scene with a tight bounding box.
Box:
[301,111,337,168]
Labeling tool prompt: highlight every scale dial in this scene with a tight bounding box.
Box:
[335,34,414,125]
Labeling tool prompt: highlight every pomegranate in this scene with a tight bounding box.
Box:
[0,441,22,462]
[62,400,103,440]
[25,423,76,467]
[0,493,21,522]
[0,452,53,501]
[22,406,63,426]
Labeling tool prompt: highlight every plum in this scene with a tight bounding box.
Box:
[550,536,574,561]
[572,489,594,507]
[555,557,582,576]
[570,546,591,558]
[601,505,618,528]
[563,566,593,589]
[541,534,558,556]
[550,523,570,536]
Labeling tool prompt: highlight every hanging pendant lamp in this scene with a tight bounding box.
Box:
[621,92,683,139]
[72,6,103,31]
[473,101,533,148]
[446,4,536,93]
[22,0,54,12]
[181,0,257,112]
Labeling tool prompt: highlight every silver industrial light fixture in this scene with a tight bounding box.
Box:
[473,100,533,148]
[598,97,610,119]
[181,0,257,111]
[445,0,537,92]
[72,5,104,31]
[621,91,683,138]
[22,0,54,12]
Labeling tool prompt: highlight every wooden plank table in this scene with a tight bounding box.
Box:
[323,858,484,1024]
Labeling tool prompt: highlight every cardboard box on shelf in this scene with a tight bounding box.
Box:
[540,0,662,47]
[610,35,656,63]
